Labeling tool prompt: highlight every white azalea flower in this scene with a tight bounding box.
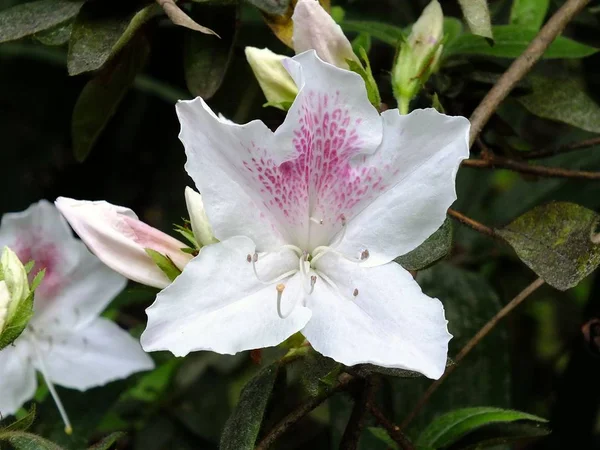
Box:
[141,51,469,379]
[0,201,154,429]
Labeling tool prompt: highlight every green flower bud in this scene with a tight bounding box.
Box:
[392,0,444,114]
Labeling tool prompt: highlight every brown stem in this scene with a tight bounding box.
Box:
[447,209,497,238]
[367,403,415,450]
[255,374,356,450]
[339,377,377,450]
[468,0,591,146]
[399,277,545,430]
[462,156,600,180]
[525,136,600,159]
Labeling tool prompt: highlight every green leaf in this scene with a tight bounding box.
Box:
[184,4,238,99]
[396,218,453,271]
[517,75,600,133]
[68,2,160,76]
[356,359,453,379]
[145,248,182,282]
[0,431,65,450]
[300,351,340,396]
[417,407,549,448]
[346,48,381,109]
[71,35,149,162]
[3,405,36,432]
[87,432,126,450]
[0,0,83,44]
[342,20,405,47]
[457,0,493,40]
[497,202,600,290]
[34,21,73,46]
[444,25,598,59]
[219,364,279,450]
[366,427,400,450]
[351,32,371,56]
[510,0,549,30]
[245,0,291,15]
[0,287,34,350]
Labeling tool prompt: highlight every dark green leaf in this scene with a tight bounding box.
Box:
[417,407,549,448]
[184,4,238,99]
[510,0,549,30]
[396,218,453,271]
[68,2,159,75]
[444,25,598,59]
[245,0,291,15]
[87,432,125,450]
[497,202,600,290]
[0,0,83,44]
[0,431,65,450]
[3,405,36,432]
[72,35,150,161]
[351,33,371,56]
[34,21,73,46]
[145,248,182,282]
[300,351,340,396]
[346,48,381,108]
[342,20,405,47]
[517,75,600,133]
[366,427,400,450]
[220,364,279,450]
[457,0,493,40]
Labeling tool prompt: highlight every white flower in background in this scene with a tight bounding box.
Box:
[141,50,470,379]
[55,197,193,289]
[246,0,358,108]
[0,201,154,430]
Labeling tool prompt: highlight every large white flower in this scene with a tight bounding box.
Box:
[0,201,154,426]
[141,51,469,379]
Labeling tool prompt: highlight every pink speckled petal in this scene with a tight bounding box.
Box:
[305,252,451,379]
[336,108,470,266]
[292,0,358,69]
[0,339,37,416]
[39,318,154,391]
[142,236,311,356]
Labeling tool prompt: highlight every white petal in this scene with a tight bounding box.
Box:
[38,318,154,391]
[305,253,451,379]
[177,98,298,251]
[56,197,192,289]
[336,108,470,266]
[292,0,358,69]
[31,248,126,332]
[0,339,37,416]
[141,236,311,356]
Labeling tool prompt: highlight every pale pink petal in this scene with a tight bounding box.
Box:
[0,339,37,416]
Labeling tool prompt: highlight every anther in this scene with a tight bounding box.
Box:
[308,275,317,295]
[360,249,370,261]
[353,288,359,297]
[246,254,252,263]
[276,283,298,319]
[253,252,259,263]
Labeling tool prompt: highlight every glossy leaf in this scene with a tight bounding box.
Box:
[518,75,600,133]
[497,202,600,290]
[87,432,125,450]
[510,0,549,30]
[457,0,493,40]
[417,407,549,448]
[72,35,150,161]
[220,364,279,450]
[444,25,598,59]
[0,0,83,44]
[184,4,238,99]
[396,218,453,271]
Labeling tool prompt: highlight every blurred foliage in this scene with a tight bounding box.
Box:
[1,0,600,448]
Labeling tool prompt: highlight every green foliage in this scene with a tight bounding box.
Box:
[87,432,125,450]
[346,48,381,109]
[3,405,37,432]
[219,364,279,450]
[518,75,600,133]
[1,432,64,450]
[145,249,182,282]
[457,0,493,40]
[72,35,150,162]
[0,0,83,44]
[444,25,598,59]
[245,0,291,15]
[342,20,406,47]
[510,0,550,30]
[498,202,600,290]
[396,218,453,271]
[34,21,73,46]
[366,427,399,449]
[417,407,549,448]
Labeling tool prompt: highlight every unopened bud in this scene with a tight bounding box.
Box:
[185,187,218,247]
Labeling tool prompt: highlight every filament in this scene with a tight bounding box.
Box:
[276,283,300,319]
[248,252,298,285]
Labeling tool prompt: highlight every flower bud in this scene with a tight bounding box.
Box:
[0,247,33,349]
[184,187,218,247]
[245,47,298,110]
[392,0,444,114]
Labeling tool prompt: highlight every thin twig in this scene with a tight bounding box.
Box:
[468,0,592,146]
[255,374,357,450]
[399,277,545,430]
[447,209,497,238]
[525,136,600,159]
[462,156,600,180]
[367,403,415,450]
[339,377,377,450]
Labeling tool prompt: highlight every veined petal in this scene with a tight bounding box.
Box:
[306,253,451,379]
[55,197,191,289]
[292,0,358,69]
[38,318,154,391]
[336,108,470,266]
[0,339,37,416]
[141,236,311,356]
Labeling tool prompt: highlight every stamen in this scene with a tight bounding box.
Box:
[308,275,317,295]
[353,288,359,297]
[30,335,72,435]
[314,269,341,294]
[276,283,299,319]
[249,252,298,285]
[310,246,370,265]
